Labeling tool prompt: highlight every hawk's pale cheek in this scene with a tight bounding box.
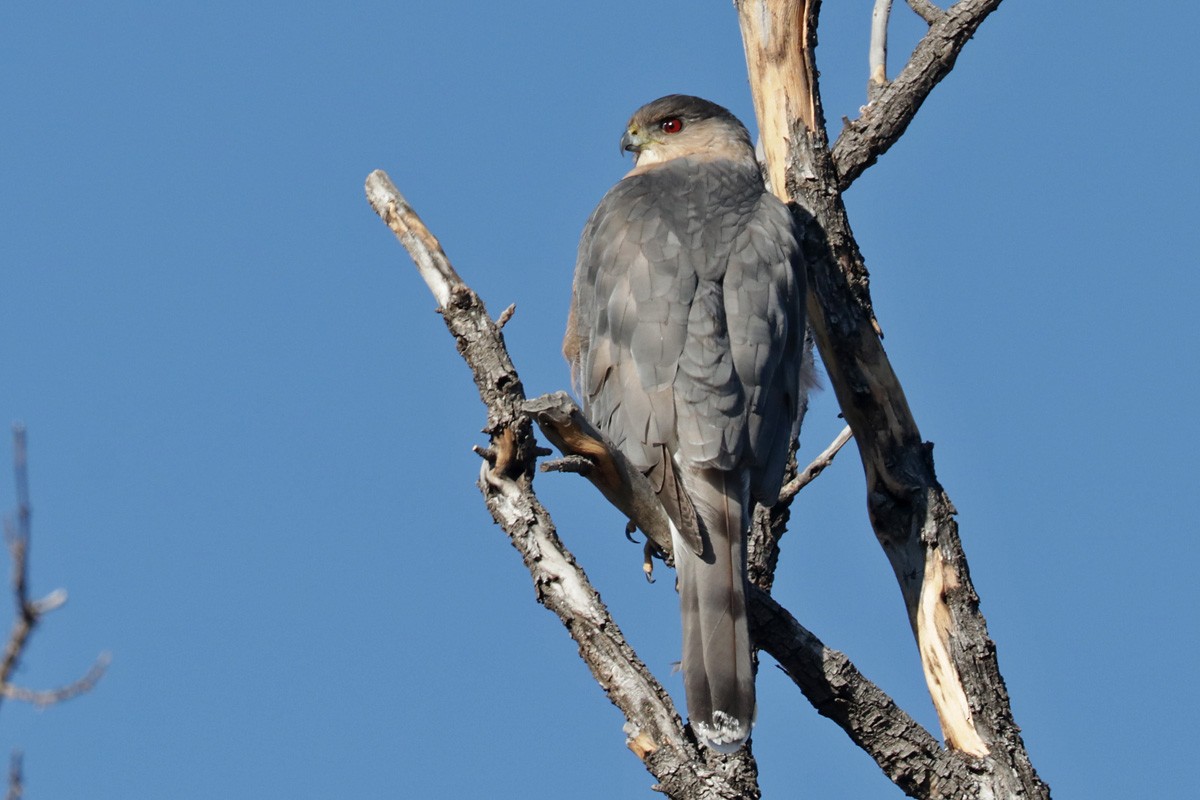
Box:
[627,147,669,177]
[636,148,667,166]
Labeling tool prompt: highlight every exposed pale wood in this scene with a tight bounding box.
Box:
[916,546,988,756]
[735,0,816,202]
[870,0,894,99]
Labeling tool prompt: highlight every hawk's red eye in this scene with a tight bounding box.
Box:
[660,117,683,134]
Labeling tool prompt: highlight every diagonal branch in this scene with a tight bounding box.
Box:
[749,591,980,797]
[779,425,853,502]
[833,0,1005,189]
[365,170,759,800]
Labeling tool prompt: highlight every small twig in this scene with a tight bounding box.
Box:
[0,427,107,715]
[539,455,594,475]
[779,425,854,501]
[869,0,894,100]
[495,303,516,329]
[1,652,110,709]
[5,750,20,800]
[0,427,37,711]
[906,0,945,25]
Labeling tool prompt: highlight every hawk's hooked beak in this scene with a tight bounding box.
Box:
[620,127,643,156]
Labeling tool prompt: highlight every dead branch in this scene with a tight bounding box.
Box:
[833,0,1006,189]
[779,425,854,501]
[369,2,1046,795]
[4,751,19,800]
[869,0,894,101]
[0,427,108,716]
[1,653,110,708]
[749,591,981,797]
[366,170,759,800]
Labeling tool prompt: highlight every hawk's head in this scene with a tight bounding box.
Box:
[620,95,755,171]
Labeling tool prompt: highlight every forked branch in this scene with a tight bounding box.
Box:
[1,427,109,716]
[834,0,1006,189]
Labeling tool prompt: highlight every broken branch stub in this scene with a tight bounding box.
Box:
[523,392,675,559]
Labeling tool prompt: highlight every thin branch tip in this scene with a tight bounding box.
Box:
[780,425,854,500]
[496,303,516,329]
[1,650,110,708]
[30,588,67,615]
[364,169,404,212]
[365,168,462,308]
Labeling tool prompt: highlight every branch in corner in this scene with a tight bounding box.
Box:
[833,0,1005,189]
[5,751,20,800]
[0,426,109,716]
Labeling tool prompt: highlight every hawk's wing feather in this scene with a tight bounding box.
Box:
[728,197,806,504]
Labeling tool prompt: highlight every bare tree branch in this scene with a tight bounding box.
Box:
[365,170,760,800]
[0,427,109,717]
[4,751,20,800]
[833,0,1005,189]
[869,0,894,102]
[779,425,853,501]
[749,590,984,797]
[1,653,110,708]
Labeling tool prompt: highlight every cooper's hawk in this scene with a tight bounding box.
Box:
[565,95,806,752]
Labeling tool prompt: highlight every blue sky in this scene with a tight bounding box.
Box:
[1,2,1195,797]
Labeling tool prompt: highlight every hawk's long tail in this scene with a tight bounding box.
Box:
[672,467,755,753]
